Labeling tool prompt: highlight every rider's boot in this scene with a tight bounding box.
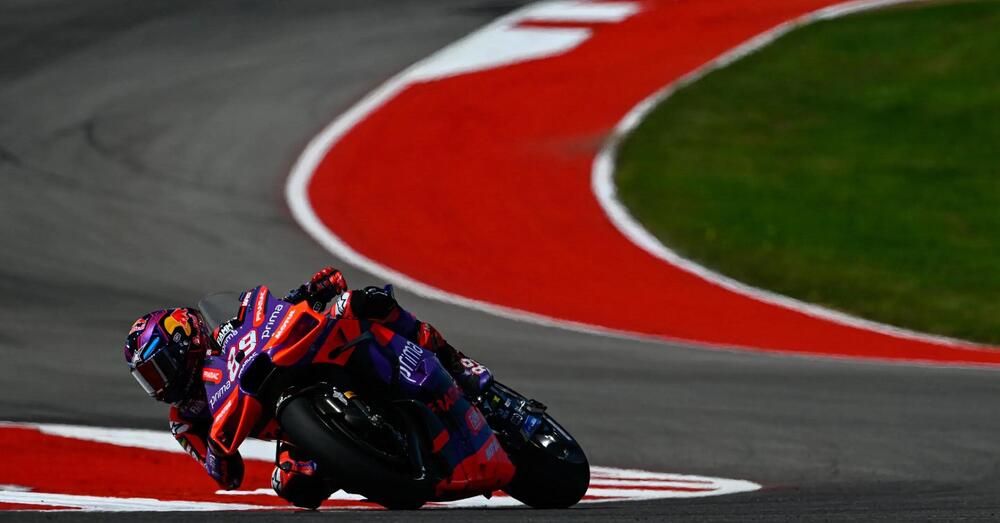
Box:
[271,442,338,510]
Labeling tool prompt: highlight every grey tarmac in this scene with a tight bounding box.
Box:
[2,0,999,520]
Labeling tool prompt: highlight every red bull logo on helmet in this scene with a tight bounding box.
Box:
[162,309,192,338]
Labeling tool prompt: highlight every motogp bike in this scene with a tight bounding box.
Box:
[197,286,589,509]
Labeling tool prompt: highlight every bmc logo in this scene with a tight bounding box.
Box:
[202,368,223,384]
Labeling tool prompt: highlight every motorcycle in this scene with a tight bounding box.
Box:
[197,285,589,509]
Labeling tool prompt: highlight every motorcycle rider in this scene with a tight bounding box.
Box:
[123,267,493,509]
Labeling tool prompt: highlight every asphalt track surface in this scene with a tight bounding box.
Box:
[2,0,1000,520]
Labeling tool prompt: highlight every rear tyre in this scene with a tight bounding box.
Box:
[503,414,590,509]
[277,393,429,510]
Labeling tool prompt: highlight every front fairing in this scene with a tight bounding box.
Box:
[202,286,326,454]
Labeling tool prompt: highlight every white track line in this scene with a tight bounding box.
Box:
[0,491,280,512]
[589,0,983,349]
[285,1,692,347]
[286,0,991,358]
[1,422,761,511]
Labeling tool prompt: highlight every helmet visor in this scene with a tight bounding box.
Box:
[130,338,182,399]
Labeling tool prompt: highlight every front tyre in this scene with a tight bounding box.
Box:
[503,413,590,509]
[277,393,429,510]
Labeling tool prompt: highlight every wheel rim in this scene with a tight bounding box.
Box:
[312,397,410,467]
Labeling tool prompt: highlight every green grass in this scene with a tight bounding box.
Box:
[616,0,1000,344]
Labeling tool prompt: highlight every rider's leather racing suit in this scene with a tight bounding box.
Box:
[168,284,491,509]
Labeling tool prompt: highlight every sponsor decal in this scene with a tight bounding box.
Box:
[202,368,223,384]
[272,309,297,342]
[253,289,268,327]
[216,322,237,348]
[213,387,235,419]
[260,304,285,340]
[236,292,251,324]
[238,353,259,380]
[209,381,232,410]
[397,341,424,384]
[484,436,501,461]
[465,408,485,435]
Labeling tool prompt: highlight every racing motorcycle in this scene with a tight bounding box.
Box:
[197,286,589,509]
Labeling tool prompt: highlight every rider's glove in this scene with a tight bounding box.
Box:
[307,267,347,301]
[285,267,347,310]
[347,286,399,320]
[205,447,244,490]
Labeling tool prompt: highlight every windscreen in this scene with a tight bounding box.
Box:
[196,292,242,332]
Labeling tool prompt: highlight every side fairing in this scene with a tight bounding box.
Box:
[362,329,513,494]
[202,356,232,414]
[204,286,294,453]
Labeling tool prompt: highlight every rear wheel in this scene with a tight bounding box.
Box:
[277,392,430,509]
[503,413,590,509]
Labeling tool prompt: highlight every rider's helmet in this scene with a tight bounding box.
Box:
[124,308,209,404]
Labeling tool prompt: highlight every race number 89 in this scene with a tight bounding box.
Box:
[228,331,257,380]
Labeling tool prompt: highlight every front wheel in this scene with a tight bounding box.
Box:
[503,412,590,509]
[276,391,430,509]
